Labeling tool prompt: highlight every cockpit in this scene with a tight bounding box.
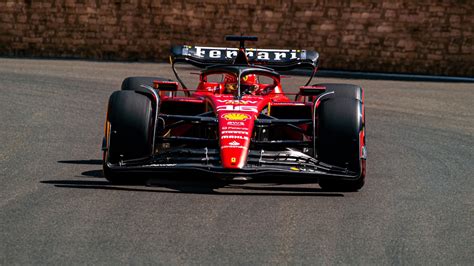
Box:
[197,66,283,96]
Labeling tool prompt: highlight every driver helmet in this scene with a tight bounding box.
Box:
[241,74,259,94]
[241,74,258,85]
[223,74,238,95]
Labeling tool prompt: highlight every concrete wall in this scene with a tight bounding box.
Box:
[0,0,472,76]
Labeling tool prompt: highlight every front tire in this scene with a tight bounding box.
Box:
[103,90,154,183]
[316,84,366,191]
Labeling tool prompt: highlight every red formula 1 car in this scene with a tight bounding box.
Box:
[102,36,366,191]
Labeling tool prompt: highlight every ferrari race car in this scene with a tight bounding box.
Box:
[102,36,366,191]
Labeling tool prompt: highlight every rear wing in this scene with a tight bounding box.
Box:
[171,45,319,71]
[170,36,320,90]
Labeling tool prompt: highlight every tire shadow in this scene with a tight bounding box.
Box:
[58,159,103,165]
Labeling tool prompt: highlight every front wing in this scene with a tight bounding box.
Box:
[105,148,361,182]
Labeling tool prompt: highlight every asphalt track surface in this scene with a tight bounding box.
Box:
[1,58,473,264]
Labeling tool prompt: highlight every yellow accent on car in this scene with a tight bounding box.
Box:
[222,113,250,121]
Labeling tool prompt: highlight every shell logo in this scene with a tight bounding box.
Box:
[225,100,248,105]
[222,113,250,121]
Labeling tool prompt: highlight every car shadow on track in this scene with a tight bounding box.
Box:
[58,159,103,165]
[51,159,345,196]
[41,179,344,197]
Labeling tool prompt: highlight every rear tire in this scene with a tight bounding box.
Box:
[316,84,366,191]
[103,90,154,183]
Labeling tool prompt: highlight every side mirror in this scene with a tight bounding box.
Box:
[298,85,326,96]
[295,85,327,102]
[153,80,179,91]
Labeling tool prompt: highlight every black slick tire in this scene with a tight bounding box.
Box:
[316,84,366,191]
[103,90,153,184]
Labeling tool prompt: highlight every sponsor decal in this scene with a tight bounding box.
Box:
[271,102,306,106]
[221,130,248,135]
[205,86,219,91]
[227,121,245,126]
[222,113,250,121]
[221,145,247,149]
[361,145,367,160]
[189,46,302,61]
[217,105,259,113]
[216,100,258,104]
[221,135,249,140]
[288,167,315,173]
[149,164,177,167]
[228,141,241,146]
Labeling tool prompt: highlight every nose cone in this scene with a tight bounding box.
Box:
[213,95,266,169]
[219,112,255,169]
